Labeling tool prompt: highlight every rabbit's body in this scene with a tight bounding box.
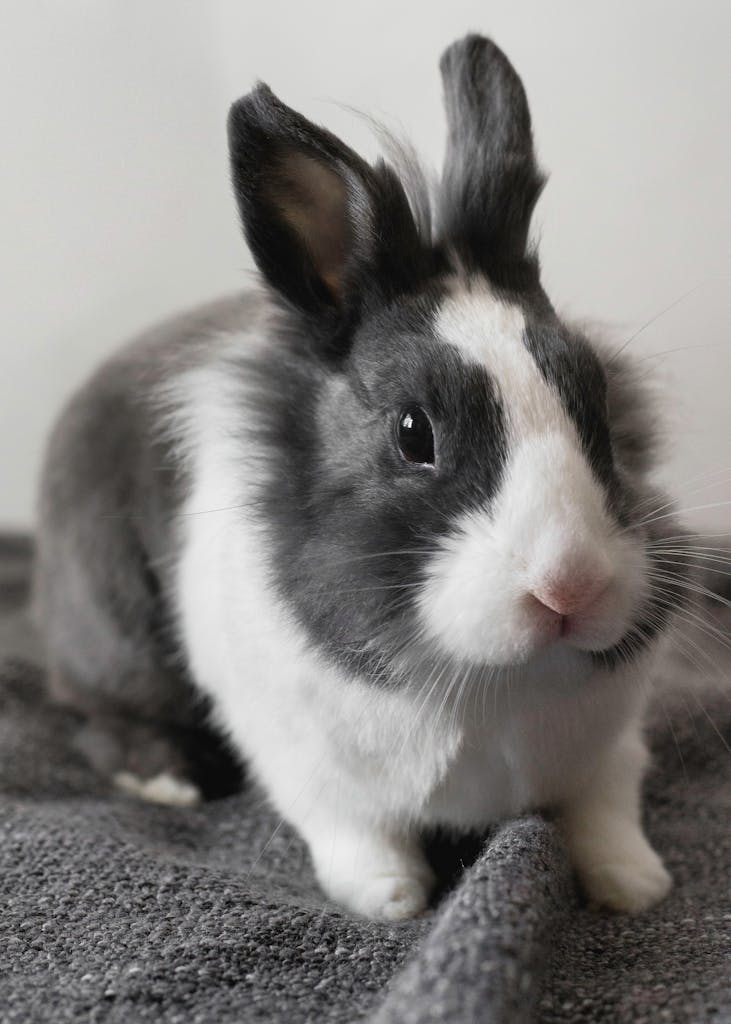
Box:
[36,36,686,919]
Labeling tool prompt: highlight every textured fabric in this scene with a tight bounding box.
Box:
[0,535,729,1023]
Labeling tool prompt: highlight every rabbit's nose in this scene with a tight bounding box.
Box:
[530,571,612,619]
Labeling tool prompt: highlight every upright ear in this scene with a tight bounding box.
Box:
[438,35,545,280]
[227,84,429,320]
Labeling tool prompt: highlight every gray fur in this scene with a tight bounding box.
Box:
[34,293,265,768]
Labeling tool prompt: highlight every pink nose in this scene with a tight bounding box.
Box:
[530,572,611,618]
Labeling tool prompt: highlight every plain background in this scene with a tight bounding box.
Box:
[1,1,729,530]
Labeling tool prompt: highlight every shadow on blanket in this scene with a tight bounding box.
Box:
[0,534,729,1024]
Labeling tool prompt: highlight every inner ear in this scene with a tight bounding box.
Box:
[270,149,352,303]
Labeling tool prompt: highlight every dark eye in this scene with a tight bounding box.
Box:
[397,406,435,466]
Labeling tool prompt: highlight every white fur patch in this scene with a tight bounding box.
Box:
[113,771,201,808]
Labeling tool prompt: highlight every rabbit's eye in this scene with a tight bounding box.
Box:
[397,406,435,467]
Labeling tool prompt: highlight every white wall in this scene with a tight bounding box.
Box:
[2,0,729,530]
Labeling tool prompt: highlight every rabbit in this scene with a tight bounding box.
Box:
[34,34,691,921]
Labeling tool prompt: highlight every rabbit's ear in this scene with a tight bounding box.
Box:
[228,84,430,322]
[438,35,545,283]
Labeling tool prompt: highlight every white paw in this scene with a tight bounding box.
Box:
[113,770,201,808]
[347,873,432,921]
[580,849,672,913]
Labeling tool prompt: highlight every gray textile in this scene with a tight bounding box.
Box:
[0,535,729,1023]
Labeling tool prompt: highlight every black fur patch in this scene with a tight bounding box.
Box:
[522,321,616,492]
[244,293,508,683]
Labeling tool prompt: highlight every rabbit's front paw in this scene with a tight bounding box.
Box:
[346,872,433,921]
[579,842,671,913]
[307,821,435,920]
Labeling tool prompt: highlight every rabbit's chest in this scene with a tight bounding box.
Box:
[398,668,638,830]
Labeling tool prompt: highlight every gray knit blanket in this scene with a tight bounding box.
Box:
[1,535,729,1023]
